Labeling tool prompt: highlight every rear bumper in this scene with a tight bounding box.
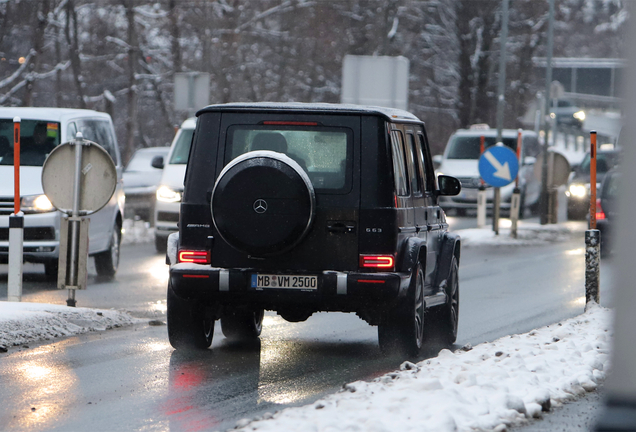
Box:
[169,263,409,311]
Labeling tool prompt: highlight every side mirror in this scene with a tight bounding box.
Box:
[437,175,461,196]
[151,155,165,169]
[523,156,536,166]
[432,154,443,169]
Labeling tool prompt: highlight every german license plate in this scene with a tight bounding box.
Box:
[251,274,318,290]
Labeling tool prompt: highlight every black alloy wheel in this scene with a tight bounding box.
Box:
[221,309,265,341]
[378,262,426,357]
[167,281,215,350]
[94,222,121,278]
[426,256,459,346]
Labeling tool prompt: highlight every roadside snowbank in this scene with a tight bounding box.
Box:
[235,304,612,432]
[457,221,584,248]
[0,301,139,349]
[121,218,154,245]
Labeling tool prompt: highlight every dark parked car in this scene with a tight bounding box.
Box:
[566,149,620,220]
[165,103,462,356]
[597,168,620,257]
[123,147,169,222]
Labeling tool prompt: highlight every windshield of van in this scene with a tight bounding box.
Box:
[446,136,517,160]
[226,126,352,192]
[169,128,194,164]
[0,119,61,166]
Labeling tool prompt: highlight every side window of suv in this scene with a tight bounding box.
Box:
[390,129,409,196]
[405,133,422,195]
[77,119,119,164]
[418,133,436,191]
[413,133,429,192]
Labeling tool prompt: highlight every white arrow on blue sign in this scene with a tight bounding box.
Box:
[478,145,519,188]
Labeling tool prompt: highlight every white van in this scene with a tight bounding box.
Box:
[0,108,125,278]
[435,126,541,217]
[153,117,195,252]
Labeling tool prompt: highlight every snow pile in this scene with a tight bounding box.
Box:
[122,218,154,244]
[458,222,583,248]
[235,304,612,432]
[0,301,139,349]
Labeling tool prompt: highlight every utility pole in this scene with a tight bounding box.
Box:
[540,0,555,225]
[493,0,509,234]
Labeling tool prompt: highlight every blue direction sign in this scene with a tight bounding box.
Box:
[478,145,519,188]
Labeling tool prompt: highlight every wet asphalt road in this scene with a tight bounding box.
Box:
[0,224,614,431]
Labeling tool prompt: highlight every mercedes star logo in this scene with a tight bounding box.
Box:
[253,199,268,214]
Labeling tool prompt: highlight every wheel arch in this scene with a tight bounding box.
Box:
[434,232,461,291]
[398,236,427,273]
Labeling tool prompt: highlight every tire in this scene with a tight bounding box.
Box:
[211,151,315,256]
[167,281,214,350]
[44,260,58,281]
[155,235,167,253]
[378,262,425,357]
[426,257,459,346]
[94,222,121,279]
[221,309,265,340]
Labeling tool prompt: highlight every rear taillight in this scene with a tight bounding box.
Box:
[178,250,211,264]
[596,199,606,220]
[359,255,395,271]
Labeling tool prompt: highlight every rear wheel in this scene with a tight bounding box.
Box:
[378,263,425,357]
[155,235,167,253]
[167,282,214,350]
[44,260,58,281]
[426,257,459,346]
[95,222,121,278]
[221,309,265,340]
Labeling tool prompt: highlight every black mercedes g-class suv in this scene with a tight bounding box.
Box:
[166,102,462,356]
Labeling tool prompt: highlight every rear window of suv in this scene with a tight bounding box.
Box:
[225,125,352,193]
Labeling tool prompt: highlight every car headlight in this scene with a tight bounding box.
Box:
[156,185,181,203]
[21,194,55,213]
[573,110,586,121]
[568,184,587,198]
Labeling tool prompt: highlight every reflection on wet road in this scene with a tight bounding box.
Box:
[0,236,615,431]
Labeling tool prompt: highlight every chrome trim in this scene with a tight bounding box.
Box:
[398,226,417,233]
[219,269,230,291]
[337,273,347,295]
[424,292,447,307]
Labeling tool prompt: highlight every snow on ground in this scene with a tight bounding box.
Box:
[456,220,584,248]
[0,301,140,349]
[1,218,605,431]
[234,304,612,432]
[122,218,155,244]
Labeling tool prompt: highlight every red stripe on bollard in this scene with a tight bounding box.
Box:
[590,131,597,229]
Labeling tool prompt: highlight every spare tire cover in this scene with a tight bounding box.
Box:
[211,151,316,256]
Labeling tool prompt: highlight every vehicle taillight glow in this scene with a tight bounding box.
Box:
[596,199,606,220]
[360,255,395,270]
[262,121,318,126]
[178,250,211,264]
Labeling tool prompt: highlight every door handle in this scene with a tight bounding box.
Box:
[327,221,355,233]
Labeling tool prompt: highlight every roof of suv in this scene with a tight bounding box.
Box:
[197,102,422,123]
